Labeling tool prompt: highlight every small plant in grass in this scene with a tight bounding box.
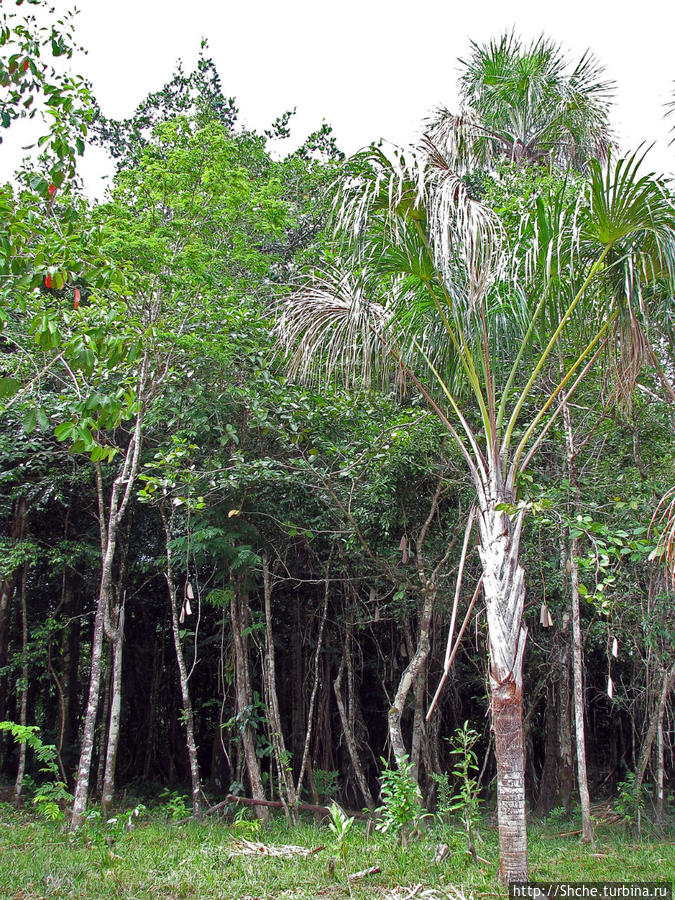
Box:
[327,801,355,898]
[446,721,482,862]
[430,770,454,825]
[158,788,190,821]
[546,805,570,829]
[615,771,648,836]
[375,755,425,848]
[232,807,263,840]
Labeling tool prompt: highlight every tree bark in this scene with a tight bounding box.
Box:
[230,584,269,824]
[101,599,125,816]
[261,554,297,822]
[71,397,145,829]
[561,395,594,844]
[569,536,594,843]
[477,494,528,883]
[295,557,330,799]
[161,505,202,819]
[0,496,26,723]
[334,619,375,811]
[635,662,675,793]
[13,566,28,805]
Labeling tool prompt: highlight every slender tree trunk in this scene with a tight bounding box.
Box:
[161,505,202,819]
[569,538,594,843]
[635,662,675,793]
[71,398,145,829]
[261,555,297,823]
[561,396,594,844]
[71,576,108,826]
[0,496,26,723]
[13,566,28,805]
[295,557,330,798]
[334,619,375,811]
[478,492,528,883]
[410,664,428,783]
[95,643,111,798]
[230,584,269,824]
[101,600,125,816]
[388,591,434,771]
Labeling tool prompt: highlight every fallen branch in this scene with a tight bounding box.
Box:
[349,865,381,881]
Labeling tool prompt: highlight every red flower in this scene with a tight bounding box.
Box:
[48,183,56,197]
[73,288,80,309]
[44,274,53,289]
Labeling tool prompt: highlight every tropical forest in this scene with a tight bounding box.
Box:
[0,2,673,897]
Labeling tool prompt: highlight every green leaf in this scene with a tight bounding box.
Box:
[0,376,20,398]
[22,407,37,434]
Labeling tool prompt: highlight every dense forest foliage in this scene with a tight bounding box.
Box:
[0,3,673,887]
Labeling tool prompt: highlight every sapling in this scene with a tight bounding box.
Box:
[375,755,426,848]
[446,722,482,863]
[327,801,355,898]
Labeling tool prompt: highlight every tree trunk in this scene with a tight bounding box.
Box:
[635,662,675,793]
[561,395,594,844]
[334,619,375,811]
[71,576,109,826]
[295,557,330,799]
[230,584,269,824]
[261,555,297,823]
[0,496,26,723]
[161,505,202,819]
[13,566,28,805]
[388,588,435,774]
[477,495,528,883]
[101,600,125,816]
[71,405,145,829]
[569,537,594,843]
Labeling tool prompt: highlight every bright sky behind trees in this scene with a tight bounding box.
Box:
[2,0,674,191]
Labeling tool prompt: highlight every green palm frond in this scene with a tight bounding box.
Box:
[429,32,614,172]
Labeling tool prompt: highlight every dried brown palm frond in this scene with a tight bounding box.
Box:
[275,267,391,391]
[606,307,649,415]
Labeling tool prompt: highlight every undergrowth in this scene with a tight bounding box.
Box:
[0,802,672,899]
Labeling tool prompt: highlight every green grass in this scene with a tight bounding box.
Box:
[0,803,672,899]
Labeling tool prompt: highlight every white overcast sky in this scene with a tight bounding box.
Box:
[3,0,675,191]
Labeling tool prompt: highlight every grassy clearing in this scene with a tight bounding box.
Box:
[0,803,672,900]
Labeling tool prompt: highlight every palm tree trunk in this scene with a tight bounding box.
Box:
[478,497,528,882]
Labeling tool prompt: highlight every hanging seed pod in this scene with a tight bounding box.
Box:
[186,582,194,600]
[540,603,553,627]
[611,637,618,658]
[399,534,408,564]
[607,677,614,699]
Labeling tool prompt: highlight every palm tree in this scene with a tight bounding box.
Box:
[277,142,675,880]
[430,32,614,171]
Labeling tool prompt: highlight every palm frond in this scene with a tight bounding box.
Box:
[276,267,390,391]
